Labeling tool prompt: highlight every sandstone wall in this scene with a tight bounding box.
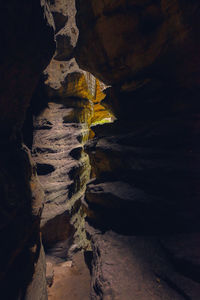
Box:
[75,1,200,299]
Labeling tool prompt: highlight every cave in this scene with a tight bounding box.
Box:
[0,1,200,299]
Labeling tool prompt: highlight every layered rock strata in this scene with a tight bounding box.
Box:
[28,0,112,262]
[28,53,110,264]
[84,88,200,298]
[32,96,92,256]
[76,1,200,299]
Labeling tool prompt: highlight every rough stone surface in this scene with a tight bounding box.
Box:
[76,0,200,89]
[81,89,200,300]
[46,262,54,287]
[74,2,200,298]
[83,85,200,299]
[49,0,78,61]
[44,58,95,101]
[25,243,48,300]
[32,101,91,251]
[86,224,200,300]
[28,43,110,259]
[2,1,200,299]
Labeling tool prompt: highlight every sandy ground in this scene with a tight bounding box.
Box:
[47,252,91,300]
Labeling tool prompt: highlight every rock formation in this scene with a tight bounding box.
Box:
[29,60,111,257]
[23,0,112,268]
[75,0,200,89]
[0,1,55,299]
[75,1,200,299]
[21,1,112,297]
[1,0,200,299]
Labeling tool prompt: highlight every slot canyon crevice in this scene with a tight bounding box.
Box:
[0,0,200,299]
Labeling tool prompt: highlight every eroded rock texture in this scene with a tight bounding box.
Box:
[28,54,109,264]
[85,99,200,298]
[49,0,78,60]
[25,0,112,268]
[32,91,92,256]
[1,0,200,299]
[87,224,200,300]
[0,1,55,299]
[75,1,200,299]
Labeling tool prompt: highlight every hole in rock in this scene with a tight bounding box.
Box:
[36,163,55,175]
[22,45,114,299]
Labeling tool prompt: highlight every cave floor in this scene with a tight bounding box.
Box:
[47,252,91,300]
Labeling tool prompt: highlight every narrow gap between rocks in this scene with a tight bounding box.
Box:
[2,1,200,300]
[23,67,115,300]
[20,1,200,300]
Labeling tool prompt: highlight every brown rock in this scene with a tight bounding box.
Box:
[86,223,200,300]
[46,262,54,287]
[0,145,45,299]
[25,243,48,300]
[76,0,200,89]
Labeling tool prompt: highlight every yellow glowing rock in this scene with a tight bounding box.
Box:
[45,59,113,128]
[89,129,95,140]
[64,72,94,100]
[93,79,106,103]
[91,79,113,126]
[62,75,112,127]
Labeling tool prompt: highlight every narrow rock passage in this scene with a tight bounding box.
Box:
[48,252,90,300]
[31,99,92,299]
[27,47,111,298]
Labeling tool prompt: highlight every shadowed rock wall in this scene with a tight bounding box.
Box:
[76,0,200,89]
[0,1,55,299]
[75,1,200,299]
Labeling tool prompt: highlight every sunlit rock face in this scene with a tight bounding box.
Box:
[49,0,78,60]
[43,59,112,128]
[44,58,95,105]
[32,97,91,254]
[20,1,113,284]
[28,51,111,265]
[76,0,200,89]
[0,1,55,299]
